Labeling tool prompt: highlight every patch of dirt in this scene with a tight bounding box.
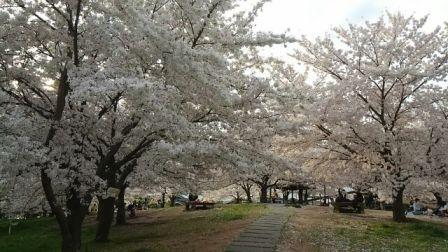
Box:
[105,206,260,252]
[162,218,253,252]
[409,214,448,225]
[127,207,184,225]
[277,206,394,252]
[277,205,448,252]
[277,206,324,252]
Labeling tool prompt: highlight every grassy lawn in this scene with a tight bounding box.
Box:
[279,205,448,252]
[0,204,268,252]
[0,217,96,252]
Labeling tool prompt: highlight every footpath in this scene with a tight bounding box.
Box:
[226,205,292,252]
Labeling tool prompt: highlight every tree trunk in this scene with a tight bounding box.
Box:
[298,189,304,203]
[42,170,90,252]
[241,184,252,203]
[245,189,252,203]
[95,197,115,242]
[169,195,176,207]
[66,198,87,252]
[392,187,406,222]
[115,186,126,225]
[304,189,308,204]
[282,190,289,203]
[235,191,242,204]
[260,186,268,203]
[161,192,166,208]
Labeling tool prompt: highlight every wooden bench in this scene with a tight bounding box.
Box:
[333,201,365,213]
[190,202,215,210]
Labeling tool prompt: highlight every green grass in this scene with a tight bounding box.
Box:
[0,204,268,252]
[0,217,96,252]
[329,219,448,251]
[364,220,448,251]
[211,203,268,221]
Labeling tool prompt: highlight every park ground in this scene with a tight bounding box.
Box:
[2,204,448,252]
[0,204,269,252]
[278,205,448,252]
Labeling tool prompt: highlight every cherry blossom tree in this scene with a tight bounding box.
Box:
[87,0,294,241]
[295,13,448,221]
[0,1,109,249]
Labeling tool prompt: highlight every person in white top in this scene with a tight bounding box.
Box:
[413,198,424,215]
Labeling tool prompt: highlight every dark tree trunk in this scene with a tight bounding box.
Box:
[60,235,75,252]
[42,171,90,252]
[260,186,268,203]
[95,197,115,242]
[298,189,304,203]
[161,192,166,208]
[282,190,289,202]
[241,184,252,203]
[60,212,84,251]
[235,191,242,203]
[66,197,87,252]
[245,189,252,203]
[392,187,406,222]
[304,189,308,204]
[115,186,126,225]
[60,195,89,252]
[169,195,176,207]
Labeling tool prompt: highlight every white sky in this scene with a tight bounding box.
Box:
[253,0,448,36]
[248,0,448,64]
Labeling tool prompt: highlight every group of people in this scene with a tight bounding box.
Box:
[434,192,448,217]
[408,198,426,215]
[335,189,365,212]
[126,196,168,216]
[407,192,447,217]
[335,189,365,203]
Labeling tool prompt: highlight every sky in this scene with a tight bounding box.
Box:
[247,0,448,63]
[253,0,448,37]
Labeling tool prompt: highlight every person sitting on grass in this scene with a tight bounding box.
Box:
[440,204,448,217]
[127,201,136,218]
[336,189,349,203]
[433,192,447,217]
[352,191,365,213]
[405,197,414,215]
[412,198,425,215]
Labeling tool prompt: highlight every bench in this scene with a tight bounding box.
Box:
[190,202,215,210]
[333,201,365,213]
[273,198,284,204]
